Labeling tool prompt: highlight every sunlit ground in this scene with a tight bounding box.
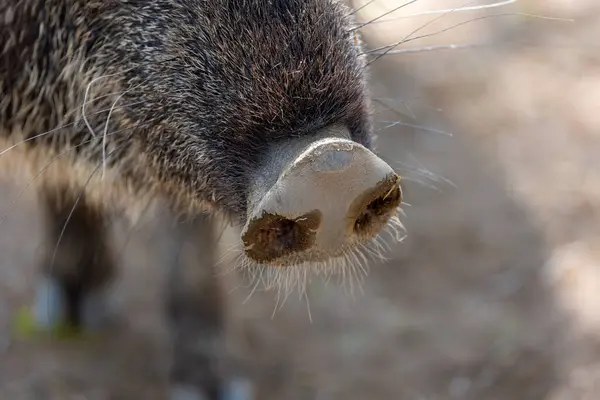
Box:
[1,0,599,398]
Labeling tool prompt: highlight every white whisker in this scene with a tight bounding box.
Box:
[82,72,127,138]
[370,42,488,56]
[0,101,142,158]
[355,0,519,26]
[377,120,453,136]
[304,291,313,324]
[366,11,573,65]
[351,0,419,32]
[102,92,128,179]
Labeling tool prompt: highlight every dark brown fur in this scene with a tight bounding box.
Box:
[1,0,375,398]
[1,0,372,219]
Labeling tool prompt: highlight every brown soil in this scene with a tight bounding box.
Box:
[2,1,600,399]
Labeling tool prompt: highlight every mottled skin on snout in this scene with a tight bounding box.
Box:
[0,1,401,399]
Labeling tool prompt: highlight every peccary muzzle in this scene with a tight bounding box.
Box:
[242,125,402,266]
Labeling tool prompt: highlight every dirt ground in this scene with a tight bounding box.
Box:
[1,1,600,399]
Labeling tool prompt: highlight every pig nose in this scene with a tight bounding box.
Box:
[241,137,402,266]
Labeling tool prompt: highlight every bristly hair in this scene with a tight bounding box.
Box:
[1,0,548,301]
[1,0,375,224]
[1,0,563,293]
[225,210,406,299]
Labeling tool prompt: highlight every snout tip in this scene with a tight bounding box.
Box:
[242,138,402,266]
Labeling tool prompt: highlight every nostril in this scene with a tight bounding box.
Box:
[350,174,402,239]
[242,210,322,265]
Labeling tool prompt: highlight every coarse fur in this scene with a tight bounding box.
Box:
[1,0,373,221]
[0,0,390,398]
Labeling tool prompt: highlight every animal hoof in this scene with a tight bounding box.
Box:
[22,277,115,339]
[33,277,66,331]
[221,378,254,400]
[169,379,254,400]
[169,385,209,400]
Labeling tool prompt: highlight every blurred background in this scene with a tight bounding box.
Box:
[1,0,599,398]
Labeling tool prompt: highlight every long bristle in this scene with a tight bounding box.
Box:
[229,206,407,303]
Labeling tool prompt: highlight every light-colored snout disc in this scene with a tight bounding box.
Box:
[242,137,401,266]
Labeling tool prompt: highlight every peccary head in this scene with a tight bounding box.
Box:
[100,0,404,278]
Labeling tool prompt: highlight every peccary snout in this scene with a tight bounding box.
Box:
[242,126,402,266]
